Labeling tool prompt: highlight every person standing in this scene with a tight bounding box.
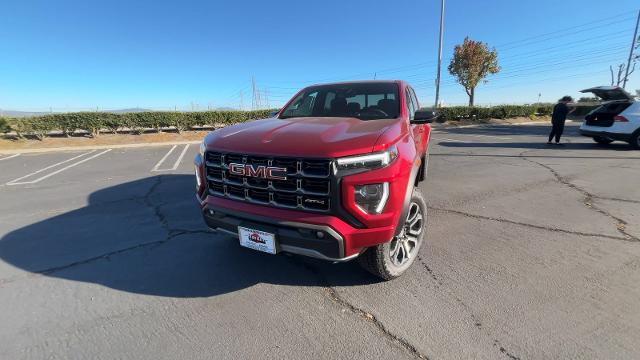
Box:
[547,96,574,145]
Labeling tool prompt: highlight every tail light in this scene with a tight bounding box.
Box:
[614,115,628,122]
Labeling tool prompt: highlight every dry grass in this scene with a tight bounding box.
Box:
[0,131,209,151]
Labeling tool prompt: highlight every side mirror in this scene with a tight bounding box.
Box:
[269,110,280,118]
[411,109,437,124]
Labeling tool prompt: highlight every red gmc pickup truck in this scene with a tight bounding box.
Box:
[194,81,434,279]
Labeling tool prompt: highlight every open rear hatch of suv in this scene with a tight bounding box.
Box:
[581,86,634,127]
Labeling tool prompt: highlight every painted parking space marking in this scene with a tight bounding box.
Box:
[5,151,97,184]
[151,145,177,172]
[0,154,21,161]
[6,149,112,185]
[152,144,190,172]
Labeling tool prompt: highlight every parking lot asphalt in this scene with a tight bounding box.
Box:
[1,123,639,359]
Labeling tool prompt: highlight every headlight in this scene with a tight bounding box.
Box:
[354,183,389,214]
[336,145,398,172]
[199,141,206,158]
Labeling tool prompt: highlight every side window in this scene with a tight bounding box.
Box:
[405,88,415,120]
[409,87,420,110]
[323,92,336,113]
[281,91,317,117]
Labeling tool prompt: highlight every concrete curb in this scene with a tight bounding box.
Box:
[0,140,201,155]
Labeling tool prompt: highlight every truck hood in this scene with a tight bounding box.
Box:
[580,86,634,101]
[204,116,400,158]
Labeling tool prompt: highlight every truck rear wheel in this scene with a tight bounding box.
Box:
[358,188,427,280]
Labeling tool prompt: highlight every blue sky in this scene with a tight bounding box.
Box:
[1,0,639,111]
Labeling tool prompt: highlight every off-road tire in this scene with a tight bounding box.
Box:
[358,187,427,280]
[593,136,613,145]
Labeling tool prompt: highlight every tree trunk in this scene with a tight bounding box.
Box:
[468,87,475,107]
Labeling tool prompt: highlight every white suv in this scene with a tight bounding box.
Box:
[579,86,640,149]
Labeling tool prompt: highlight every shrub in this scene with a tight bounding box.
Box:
[573,105,598,116]
[0,117,11,134]
[120,113,146,135]
[20,117,55,140]
[435,104,559,122]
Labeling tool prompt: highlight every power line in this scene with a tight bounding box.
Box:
[496,11,637,48]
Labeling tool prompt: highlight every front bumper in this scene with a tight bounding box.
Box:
[202,206,356,262]
[199,196,397,261]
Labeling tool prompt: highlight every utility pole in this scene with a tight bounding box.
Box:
[239,91,244,110]
[434,0,445,108]
[623,9,640,89]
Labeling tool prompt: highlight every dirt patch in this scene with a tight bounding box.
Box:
[0,131,209,152]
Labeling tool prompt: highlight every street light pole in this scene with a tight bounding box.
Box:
[434,0,445,108]
[622,9,639,89]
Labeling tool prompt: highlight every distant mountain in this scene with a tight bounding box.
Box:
[106,108,152,113]
[0,110,50,118]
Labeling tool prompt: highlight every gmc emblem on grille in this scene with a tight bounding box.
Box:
[228,163,287,180]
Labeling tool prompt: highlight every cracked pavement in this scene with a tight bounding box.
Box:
[1,123,639,359]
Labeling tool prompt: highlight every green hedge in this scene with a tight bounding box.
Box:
[3,109,275,140]
[2,105,600,140]
[435,104,598,122]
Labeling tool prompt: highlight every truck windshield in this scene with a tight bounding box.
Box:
[279,83,400,120]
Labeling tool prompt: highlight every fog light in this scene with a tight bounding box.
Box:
[354,183,389,214]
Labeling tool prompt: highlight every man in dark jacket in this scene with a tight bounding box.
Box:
[547,96,574,145]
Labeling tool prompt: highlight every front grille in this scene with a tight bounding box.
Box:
[205,151,333,212]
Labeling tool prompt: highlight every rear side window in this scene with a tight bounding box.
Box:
[405,88,416,120]
[409,87,419,109]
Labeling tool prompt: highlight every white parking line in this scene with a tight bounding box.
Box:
[152,144,189,172]
[151,145,177,172]
[438,138,465,143]
[173,144,190,170]
[6,149,112,185]
[0,154,21,161]
[6,150,97,184]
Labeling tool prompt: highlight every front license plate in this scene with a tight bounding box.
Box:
[238,226,277,254]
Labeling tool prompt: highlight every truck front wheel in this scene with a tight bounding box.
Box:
[358,188,427,280]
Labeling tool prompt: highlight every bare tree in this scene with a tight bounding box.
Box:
[611,63,636,86]
[612,35,640,86]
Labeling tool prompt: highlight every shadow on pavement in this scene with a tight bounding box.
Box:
[435,123,577,137]
[437,141,634,151]
[0,175,379,298]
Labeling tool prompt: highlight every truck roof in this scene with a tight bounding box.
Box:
[305,80,403,88]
